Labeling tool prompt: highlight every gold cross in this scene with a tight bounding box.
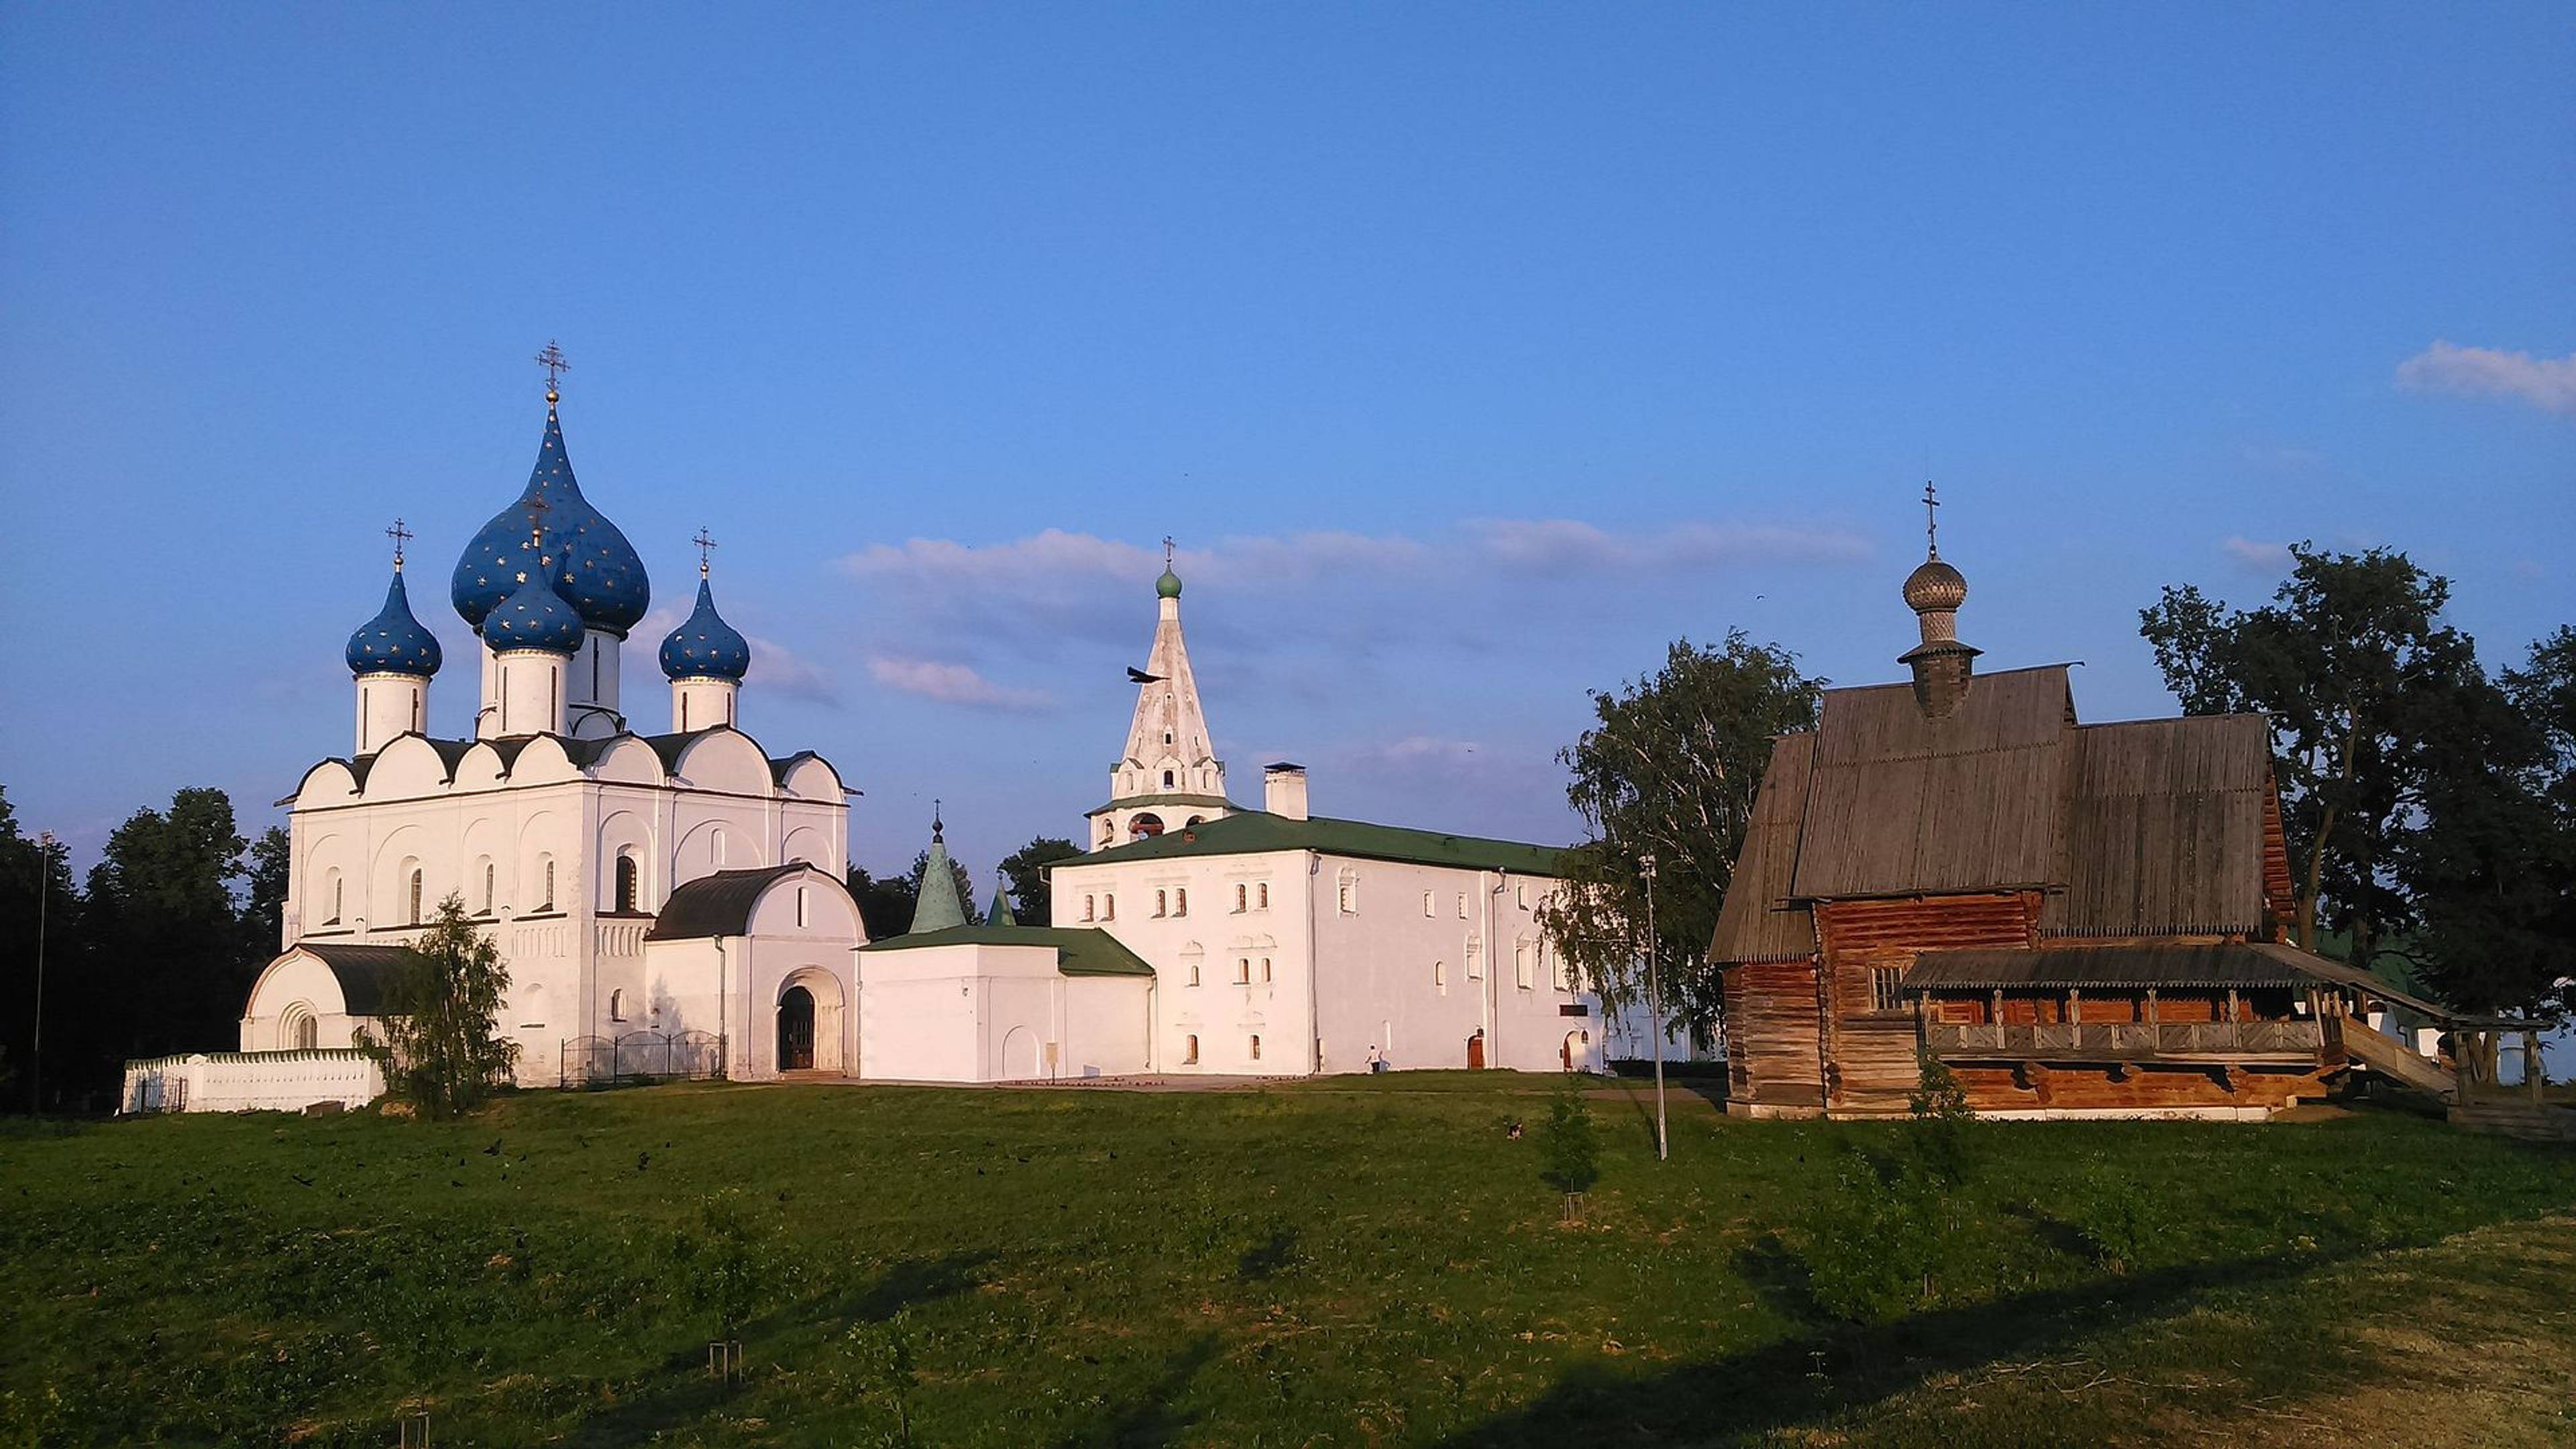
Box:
[1163,535,1175,568]
[386,517,413,571]
[692,526,718,578]
[535,340,571,401]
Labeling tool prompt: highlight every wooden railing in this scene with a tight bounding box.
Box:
[1925,1019,2324,1061]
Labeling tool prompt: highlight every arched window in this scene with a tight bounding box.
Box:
[1162,769,1175,788]
[1129,813,1165,841]
[1249,1034,1262,1061]
[1173,888,1187,916]
[1155,889,1168,918]
[480,860,496,915]
[1336,869,1357,915]
[1188,961,1201,986]
[714,827,729,865]
[796,886,809,928]
[1434,959,1448,992]
[609,989,628,1022]
[1423,891,1435,917]
[322,871,343,926]
[614,853,639,914]
[1256,883,1269,910]
[281,1003,317,1051]
[539,858,556,912]
[1102,894,1116,921]
[1083,894,1097,922]
[1260,957,1273,982]
[407,869,424,925]
[1183,1034,1200,1065]
[1234,883,1247,913]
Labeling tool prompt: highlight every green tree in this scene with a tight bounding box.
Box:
[360,895,518,1118]
[0,788,84,1112]
[78,788,252,1091]
[845,866,917,943]
[998,836,1080,923]
[2404,628,2576,1012]
[1537,1069,1600,1199]
[1538,633,1823,1049]
[2140,545,2485,969]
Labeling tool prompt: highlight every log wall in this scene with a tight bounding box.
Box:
[1721,959,1825,1112]
[1815,894,2040,1115]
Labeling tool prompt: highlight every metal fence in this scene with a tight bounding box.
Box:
[560,1030,726,1088]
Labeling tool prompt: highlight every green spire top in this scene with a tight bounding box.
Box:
[984,871,1017,927]
[1155,534,1182,598]
[908,805,969,934]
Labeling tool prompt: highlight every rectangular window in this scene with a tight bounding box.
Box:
[1870,966,1906,1013]
[1183,1034,1200,1065]
[1515,882,1529,910]
[1457,893,1468,920]
[1336,871,1356,915]
[1550,946,1566,993]
[1423,891,1436,917]
[1466,939,1483,979]
[1514,943,1534,990]
[1249,1034,1262,1061]
[1434,959,1447,992]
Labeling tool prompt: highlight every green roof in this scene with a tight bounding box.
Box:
[1070,808,1568,875]
[860,924,1157,977]
[910,833,969,933]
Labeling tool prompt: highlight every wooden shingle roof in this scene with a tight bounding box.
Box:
[1707,664,2283,965]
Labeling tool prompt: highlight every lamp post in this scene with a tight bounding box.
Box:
[32,829,54,1114]
[1641,851,1666,1162]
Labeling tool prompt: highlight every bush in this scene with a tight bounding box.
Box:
[1801,1152,1949,1323]
[2061,1164,2170,1274]
[1907,1047,1978,1185]
[357,896,519,1118]
[1538,1071,1600,1197]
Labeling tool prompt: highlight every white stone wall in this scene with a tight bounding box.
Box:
[1048,847,1597,1076]
[276,727,853,1086]
[122,1051,384,1114]
[851,943,1153,1082]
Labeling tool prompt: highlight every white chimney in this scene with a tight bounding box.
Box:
[1264,762,1309,821]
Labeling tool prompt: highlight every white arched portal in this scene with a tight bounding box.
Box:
[774,967,846,1075]
[1000,1025,1041,1080]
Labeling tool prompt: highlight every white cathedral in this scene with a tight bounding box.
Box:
[135,367,1598,1112]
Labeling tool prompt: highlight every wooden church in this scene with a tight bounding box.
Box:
[1706,499,2427,1120]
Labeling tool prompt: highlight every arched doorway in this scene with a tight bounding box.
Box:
[1128,812,1165,840]
[1561,1029,1590,1071]
[777,985,816,1071]
[1001,1026,1041,1080]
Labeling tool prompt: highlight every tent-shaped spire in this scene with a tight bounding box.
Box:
[983,871,1017,927]
[908,807,969,934]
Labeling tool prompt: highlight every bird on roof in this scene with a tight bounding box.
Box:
[1127,666,1165,684]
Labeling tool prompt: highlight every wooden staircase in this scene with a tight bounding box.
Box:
[2339,1020,2459,1100]
[2448,1097,2576,1144]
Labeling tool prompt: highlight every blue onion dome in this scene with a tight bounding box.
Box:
[481,535,586,655]
[345,568,443,678]
[450,399,651,636]
[659,574,752,682]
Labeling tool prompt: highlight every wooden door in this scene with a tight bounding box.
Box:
[777,986,816,1071]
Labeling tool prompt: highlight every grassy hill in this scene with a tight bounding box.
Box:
[3,1075,2573,1446]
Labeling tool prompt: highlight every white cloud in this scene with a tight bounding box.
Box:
[2219,536,2292,570]
[747,635,839,704]
[866,655,1052,712]
[2396,341,2576,417]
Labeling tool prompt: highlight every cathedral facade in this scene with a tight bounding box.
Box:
[237,378,867,1086]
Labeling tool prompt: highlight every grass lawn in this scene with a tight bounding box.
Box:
[3,1075,2573,1446]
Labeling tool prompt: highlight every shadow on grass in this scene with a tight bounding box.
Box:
[1049,1333,1221,1449]
[557,1250,998,1446]
[1238,1227,1301,1281]
[1430,1245,2383,1448]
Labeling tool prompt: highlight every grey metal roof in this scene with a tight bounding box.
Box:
[289,942,416,1015]
[647,864,812,941]
[1706,733,1819,963]
[1787,665,2074,900]
[1902,943,2314,991]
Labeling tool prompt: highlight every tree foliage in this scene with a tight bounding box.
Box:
[1538,633,1823,1049]
[844,867,918,943]
[2141,546,2570,1012]
[998,837,1081,924]
[360,895,518,1118]
[2140,545,2481,965]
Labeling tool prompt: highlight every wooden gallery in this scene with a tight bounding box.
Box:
[1707,523,2428,1120]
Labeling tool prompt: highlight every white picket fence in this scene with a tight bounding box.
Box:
[121,1049,384,1114]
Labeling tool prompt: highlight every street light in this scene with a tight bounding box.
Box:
[32,829,53,1114]
[1640,851,1666,1162]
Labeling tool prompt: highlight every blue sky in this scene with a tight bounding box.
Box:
[3,3,2569,878]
